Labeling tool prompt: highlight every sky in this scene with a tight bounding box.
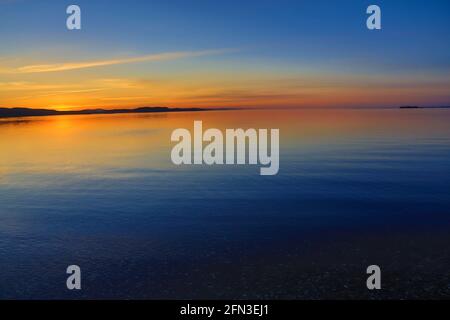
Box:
[0,0,449,110]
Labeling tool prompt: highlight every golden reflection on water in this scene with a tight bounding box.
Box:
[1,108,449,178]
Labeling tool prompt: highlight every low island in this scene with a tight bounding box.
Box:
[0,106,218,119]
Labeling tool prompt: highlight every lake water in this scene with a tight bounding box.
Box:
[0,108,449,299]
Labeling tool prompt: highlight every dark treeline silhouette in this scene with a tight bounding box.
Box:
[0,106,216,118]
[1,106,448,118]
[399,106,450,109]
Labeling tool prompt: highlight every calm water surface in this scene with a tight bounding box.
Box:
[0,109,449,299]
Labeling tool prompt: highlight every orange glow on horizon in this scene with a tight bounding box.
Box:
[1,56,449,110]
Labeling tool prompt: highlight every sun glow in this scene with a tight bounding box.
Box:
[50,105,81,111]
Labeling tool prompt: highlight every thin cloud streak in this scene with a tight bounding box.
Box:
[11,49,234,74]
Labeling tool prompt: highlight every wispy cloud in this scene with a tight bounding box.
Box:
[9,49,233,74]
[0,82,78,91]
[99,96,154,101]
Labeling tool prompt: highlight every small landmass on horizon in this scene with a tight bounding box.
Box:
[0,106,216,119]
[399,106,450,109]
[1,106,449,119]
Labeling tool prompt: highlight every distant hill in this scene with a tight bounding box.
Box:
[0,106,212,118]
[399,106,450,109]
[1,106,448,118]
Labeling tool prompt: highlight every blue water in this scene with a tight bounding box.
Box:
[0,109,449,299]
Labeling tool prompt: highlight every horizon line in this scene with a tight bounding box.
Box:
[1,105,450,120]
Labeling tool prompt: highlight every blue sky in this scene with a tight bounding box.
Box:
[1,0,449,109]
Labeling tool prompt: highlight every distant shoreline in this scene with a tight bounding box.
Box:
[399,106,450,109]
[0,106,234,119]
[1,105,449,119]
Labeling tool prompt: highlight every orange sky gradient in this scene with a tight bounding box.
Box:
[2,50,449,111]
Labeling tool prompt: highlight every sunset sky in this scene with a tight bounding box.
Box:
[1,0,449,110]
